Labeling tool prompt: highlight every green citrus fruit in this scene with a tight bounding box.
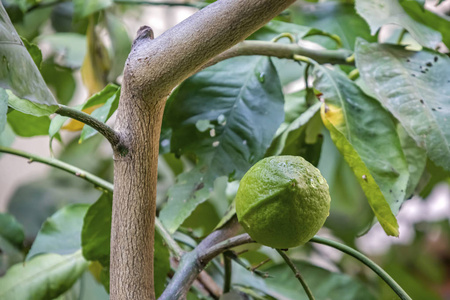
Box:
[235,156,330,249]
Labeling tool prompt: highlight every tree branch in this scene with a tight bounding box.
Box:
[205,41,353,67]
[159,216,249,299]
[55,105,127,155]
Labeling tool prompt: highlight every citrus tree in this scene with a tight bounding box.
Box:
[0,0,449,299]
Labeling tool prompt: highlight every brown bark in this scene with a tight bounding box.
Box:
[110,0,295,299]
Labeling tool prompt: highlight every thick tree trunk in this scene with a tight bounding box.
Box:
[110,0,295,299]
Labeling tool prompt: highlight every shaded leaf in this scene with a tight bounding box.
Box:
[0,251,88,300]
[27,204,89,260]
[355,0,441,48]
[105,13,131,81]
[355,40,450,171]
[41,59,76,105]
[0,212,24,253]
[160,56,284,233]
[314,66,409,236]
[82,193,112,266]
[79,88,120,142]
[73,0,113,20]
[21,37,42,69]
[0,4,57,110]
[264,260,377,300]
[38,33,87,68]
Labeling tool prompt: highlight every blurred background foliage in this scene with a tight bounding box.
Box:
[0,0,449,299]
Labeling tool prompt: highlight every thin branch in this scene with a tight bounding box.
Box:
[55,105,127,155]
[0,146,113,192]
[223,253,232,293]
[276,249,315,300]
[0,146,186,262]
[310,236,412,300]
[206,41,353,68]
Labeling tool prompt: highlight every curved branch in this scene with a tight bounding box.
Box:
[310,236,412,300]
[159,216,246,300]
[206,41,353,67]
[55,105,127,155]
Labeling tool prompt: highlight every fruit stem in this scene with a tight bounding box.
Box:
[310,236,412,300]
[276,249,316,300]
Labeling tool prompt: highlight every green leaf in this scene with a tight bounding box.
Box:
[21,37,43,69]
[0,212,24,253]
[79,88,120,142]
[27,204,89,260]
[73,0,113,20]
[355,40,450,172]
[41,59,76,105]
[0,4,57,109]
[7,108,52,137]
[397,124,426,197]
[81,193,112,266]
[38,33,87,69]
[290,2,376,50]
[105,13,131,81]
[160,56,284,233]
[0,88,7,134]
[400,0,450,49]
[314,66,409,236]
[5,88,56,116]
[154,229,170,298]
[0,251,89,300]
[355,0,441,48]
[264,260,377,300]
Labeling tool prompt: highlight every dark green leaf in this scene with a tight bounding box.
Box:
[314,66,409,236]
[0,212,24,253]
[0,251,88,300]
[355,40,450,172]
[264,260,377,300]
[160,56,284,233]
[401,0,450,49]
[7,108,51,137]
[41,59,76,105]
[73,0,113,20]
[0,5,57,110]
[27,204,90,260]
[21,37,42,69]
[290,2,376,50]
[81,193,112,266]
[154,230,170,298]
[355,0,441,48]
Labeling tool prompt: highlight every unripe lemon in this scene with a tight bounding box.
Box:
[236,156,330,249]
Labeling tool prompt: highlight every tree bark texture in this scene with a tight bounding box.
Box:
[111,0,295,299]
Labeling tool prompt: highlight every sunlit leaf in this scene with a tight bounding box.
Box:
[0,251,88,300]
[314,66,408,236]
[355,0,441,48]
[27,204,89,260]
[7,108,52,137]
[355,40,450,171]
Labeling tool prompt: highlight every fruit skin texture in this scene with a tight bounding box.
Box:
[236,156,331,249]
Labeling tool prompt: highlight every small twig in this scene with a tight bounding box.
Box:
[310,236,412,300]
[199,234,254,263]
[55,105,127,155]
[114,0,204,8]
[223,253,232,293]
[0,146,113,192]
[276,249,315,300]
[251,258,271,271]
[155,218,184,259]
[223,251,269,279]
[271,32,296,43]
